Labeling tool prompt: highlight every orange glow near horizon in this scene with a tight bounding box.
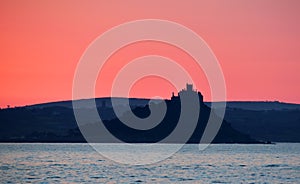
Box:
[1,0,300,108]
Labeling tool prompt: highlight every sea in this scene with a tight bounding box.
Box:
[0,143,299,183]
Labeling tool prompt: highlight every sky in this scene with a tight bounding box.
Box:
[0,0,300,108]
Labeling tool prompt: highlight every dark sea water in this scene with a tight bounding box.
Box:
[0,143,299,183]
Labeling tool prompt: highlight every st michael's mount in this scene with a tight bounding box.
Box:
[0,84,263,143]
[100,83,261,143]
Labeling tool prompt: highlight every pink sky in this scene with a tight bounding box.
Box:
[0,0,300,108]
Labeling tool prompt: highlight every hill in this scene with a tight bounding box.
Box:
[1,96,299,142]
[0,84,262,143]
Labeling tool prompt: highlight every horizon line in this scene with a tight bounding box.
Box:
[2,96,300,109]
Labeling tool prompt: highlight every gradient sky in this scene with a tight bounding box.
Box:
[1,0,300,108]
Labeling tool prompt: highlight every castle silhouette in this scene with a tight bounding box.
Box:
[171,83,204,104]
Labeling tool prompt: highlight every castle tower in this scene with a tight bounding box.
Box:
[186,83,193,92]
[172,83,204,105]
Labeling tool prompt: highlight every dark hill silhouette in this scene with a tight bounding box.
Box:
[224,108,300,142]
[100,99,258,143]
[16,96,298,142]
[0,84,261,143]
[97,84,258,143]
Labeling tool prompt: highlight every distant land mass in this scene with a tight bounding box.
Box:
[29,99,300,111]
[0,84,299,143]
